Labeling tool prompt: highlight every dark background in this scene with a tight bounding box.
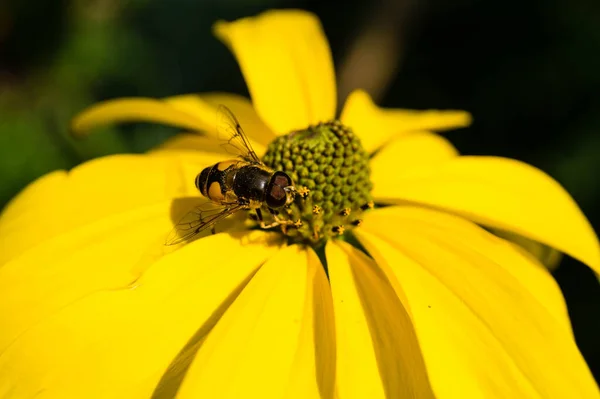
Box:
[1,0,599,382]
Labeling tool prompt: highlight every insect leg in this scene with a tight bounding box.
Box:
[257,207,279,229]
[255,208,264,224]
[258,207,302,230]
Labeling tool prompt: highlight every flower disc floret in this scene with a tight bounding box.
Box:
[262,120,373,245]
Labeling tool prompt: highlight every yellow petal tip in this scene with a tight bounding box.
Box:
[211,20,228,41]
[453,110,473,127]
[211,8,336,134]
[70,108,97,137]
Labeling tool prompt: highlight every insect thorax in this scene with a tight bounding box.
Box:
[232,164,272,204]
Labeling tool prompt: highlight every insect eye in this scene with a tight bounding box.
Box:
[266,172,292,208]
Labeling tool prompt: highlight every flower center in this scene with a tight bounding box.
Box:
[262,120,373,245]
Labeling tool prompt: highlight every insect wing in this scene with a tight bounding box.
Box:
[216,105,261,163]
[165,202,245,246]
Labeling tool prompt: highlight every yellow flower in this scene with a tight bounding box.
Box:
[1,9,599,399]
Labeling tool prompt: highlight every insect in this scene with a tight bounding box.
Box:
[165,105,299,245]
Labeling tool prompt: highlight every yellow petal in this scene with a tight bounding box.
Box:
[369,131,459,181]
[371,141,561,269]
[361,206,571,326]
[149,133,266,159]
[372,156,600,273]
[70,97,212,136]
[0,154,214,265]
[326,241,434,399]
[354,207,599,398]
[0,169,68,262]
[165,92,277,147]
[0,227,281,398]
[341,90,472,154]
[71,92,275,147]
[491,228,563,271]
[214,10,336,134]
[177,245,335,399]
[368,133,560,269]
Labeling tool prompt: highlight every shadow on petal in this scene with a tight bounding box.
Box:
[354,207,599,398]
[151,267,260,399]
[327,241,434,398]
[173,245,334,398]
[167,197,252,247]
[371,156,600,274]
[0,230,280,398]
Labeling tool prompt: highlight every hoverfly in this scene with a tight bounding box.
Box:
[165,105,298,245]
